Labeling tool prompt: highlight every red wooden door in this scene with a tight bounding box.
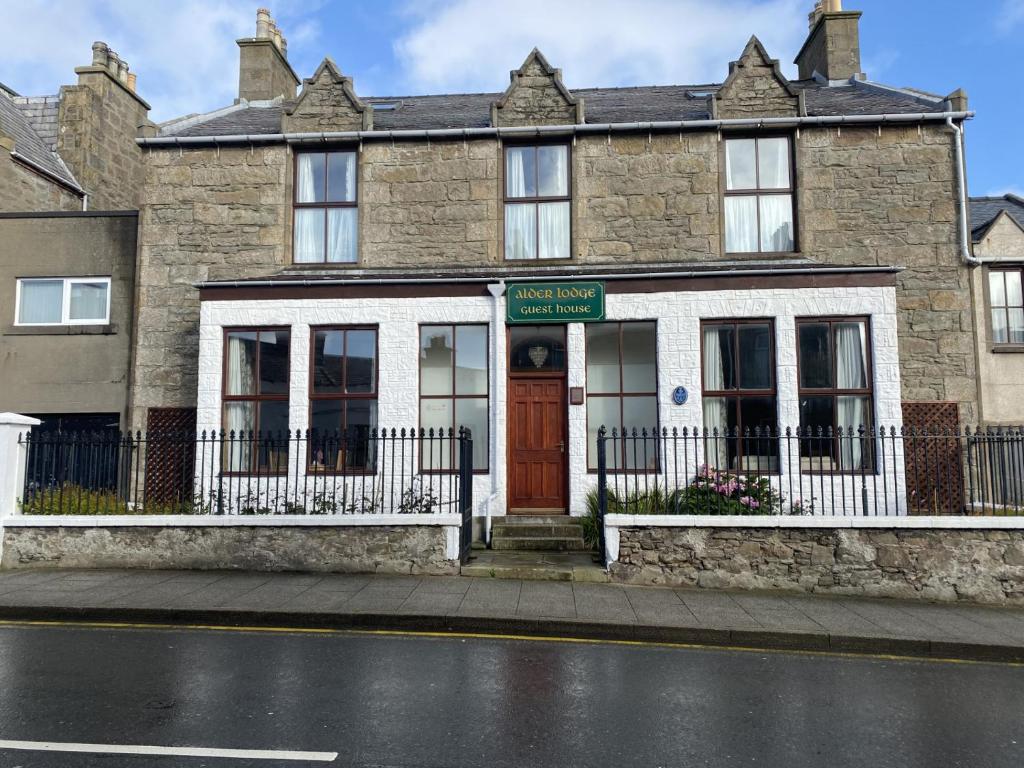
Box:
[508,378,567,513]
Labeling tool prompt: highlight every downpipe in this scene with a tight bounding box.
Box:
[484,281,506,547]
[946,116,981,267]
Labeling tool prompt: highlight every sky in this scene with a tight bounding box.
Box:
[2,0,1021,197]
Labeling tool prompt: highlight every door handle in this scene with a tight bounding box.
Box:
[558,440,565,454]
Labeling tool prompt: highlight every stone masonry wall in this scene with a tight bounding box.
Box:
[0,154,81,212]
[130,145,288,425]
[1,525,458,575]
[611,526,1024,605]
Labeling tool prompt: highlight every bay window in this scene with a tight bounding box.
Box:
[309,327,378,472]
[16,277,110,326]
[504,144,571,260]
[222,328,290,473]
[723,136,794,253]
[293,150,358,263]
[701,320,778,471]
[419,324,488,471]
[797,318,874,471]
[586,321,658,470]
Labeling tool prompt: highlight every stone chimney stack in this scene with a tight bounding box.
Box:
[237,8,299,102]
[794,0,864,81]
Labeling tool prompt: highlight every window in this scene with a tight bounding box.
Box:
[989,268,1024,345]
[796,318,873,471]
[504,144,570,260]
[701,320,778,472]
[293,150,358,263]
[419,324,488,471]
[309,327,378,472]
[509,325,567,373]
[222,329,290,473]
[723,136,794,253]
[586,321,658,470]
[16,277,110,326]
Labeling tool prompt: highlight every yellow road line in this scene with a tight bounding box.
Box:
[0,618,1019,667]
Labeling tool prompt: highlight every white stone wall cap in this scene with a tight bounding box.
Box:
[1,514,462,528]
[604,514,1024,529]
[0,413,42,427]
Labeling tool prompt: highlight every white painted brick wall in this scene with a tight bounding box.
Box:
[197,284,904,522]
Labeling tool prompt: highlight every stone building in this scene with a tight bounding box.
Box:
[122,0,979,527]
[0,45,152,432]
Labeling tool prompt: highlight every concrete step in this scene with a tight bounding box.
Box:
[495,515,575,525]
[491,536,588,552]
[491,524,583,538]
[461,551,608,582]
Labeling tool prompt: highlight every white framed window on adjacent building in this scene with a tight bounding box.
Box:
[15,277,111,326]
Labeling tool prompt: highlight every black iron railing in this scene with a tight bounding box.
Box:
[596,425,1024,521]
[18,428,475,519]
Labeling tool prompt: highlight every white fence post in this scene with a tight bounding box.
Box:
[0,413,41,517]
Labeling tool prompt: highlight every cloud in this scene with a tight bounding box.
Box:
[999,0,1024,33]
[393,0,806,94]
[984,186,1024,198]
[2,0,320,122]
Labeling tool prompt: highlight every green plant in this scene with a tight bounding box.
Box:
[581,489,604,549]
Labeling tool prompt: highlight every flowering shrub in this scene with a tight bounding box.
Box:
[673,465,785,515]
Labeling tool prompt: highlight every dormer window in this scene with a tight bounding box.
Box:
[293,150,358,263]
[504,144,571,260]
[723,136,795,254]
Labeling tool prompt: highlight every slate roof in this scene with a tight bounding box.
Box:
[970,195,1024,243]
[160,78,952,139]
[0,90,80,190]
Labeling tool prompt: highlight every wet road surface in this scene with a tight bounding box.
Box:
[0,622,1020,767]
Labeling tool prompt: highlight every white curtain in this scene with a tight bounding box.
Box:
[506,148,528,197]
[539,202,569,259]
[759,195,794,251]
[68,281,108,321]
[294,210,324,263]
[18,280,63,324]
[327,208,357,263]
[296,154,317,202]
[224,335,256,471]
[757,138,790,188]
[836,323,868,469]
[725,196,758,252]
[505,204,536,260]
[702,327,730,469]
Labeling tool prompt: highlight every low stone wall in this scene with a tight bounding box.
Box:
[1,521,459,575]
[608,522,1024,605]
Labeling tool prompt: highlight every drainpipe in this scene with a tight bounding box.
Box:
[946,116,980,266]
[485,281,506,547]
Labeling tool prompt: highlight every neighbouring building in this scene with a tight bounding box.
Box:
[0,44,152,433]
[969,194,1024,425]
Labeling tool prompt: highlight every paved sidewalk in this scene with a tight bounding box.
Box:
[0,568,1021,662]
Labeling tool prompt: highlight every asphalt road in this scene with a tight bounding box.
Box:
[0,622,1020,768]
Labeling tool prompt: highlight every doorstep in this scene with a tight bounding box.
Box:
[461,550,608,583]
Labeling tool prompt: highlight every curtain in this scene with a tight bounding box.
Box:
[725,196,758,252]
[294,209,324,263]
[539,201,569,259]
[69,281,108,321]
[18,280,63,324]
[296,154,317,202]
[757,138,790,188]
[506,148,528,197]
[327,208,357,263]
[702,327,730,469]
[836,323,868,469]
[759,195,794,251]
[505,204,536,260]
[538,145,568,196]
[224,335,256,471]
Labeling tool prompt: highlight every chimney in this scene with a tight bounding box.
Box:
[794,0,864,82]
[237,8,299,102]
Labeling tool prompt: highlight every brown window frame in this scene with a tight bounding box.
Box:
[307,325,379,475]
[987,265,1024,349]
[418,323,490,474]
[292,149,359,265]
[722,134,797,255]
[585,320,660,473]
[221,326,291,476]
[795,316,875,473]
[700,318,779,472]
[502,141,572,262]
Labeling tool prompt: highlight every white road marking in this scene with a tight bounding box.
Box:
[0,739,338,762]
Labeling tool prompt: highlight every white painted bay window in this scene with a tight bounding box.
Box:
[15,277,110,326]
[293,150,358,263]
[505,144,570,260]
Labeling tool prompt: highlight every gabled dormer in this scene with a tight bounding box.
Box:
[714,36,803,119]
[282,57,371,133]
[490,49,584,127]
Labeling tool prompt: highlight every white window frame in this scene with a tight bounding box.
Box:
[14,277,112,327]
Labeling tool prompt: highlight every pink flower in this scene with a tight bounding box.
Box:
[739,496,760,509]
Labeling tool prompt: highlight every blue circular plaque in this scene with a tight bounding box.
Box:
[672,386,688,405]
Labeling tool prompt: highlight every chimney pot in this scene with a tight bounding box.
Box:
[106,50,120,78]
[280,35,288,58]
[272,25,283,51]
[91,41,109,67]
[127,72,137,93]
[117,59,129,84]
[256,8,272,38]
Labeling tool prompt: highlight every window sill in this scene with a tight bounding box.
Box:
[990,345,1024,354]
[4,324,116,336]
[502,258,576,265]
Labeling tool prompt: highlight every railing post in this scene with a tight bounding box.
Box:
[458,428,474,564]
[0,413,42,517]
[597,426,608,566]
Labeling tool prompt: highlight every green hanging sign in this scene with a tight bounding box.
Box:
[506,282,606,324]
